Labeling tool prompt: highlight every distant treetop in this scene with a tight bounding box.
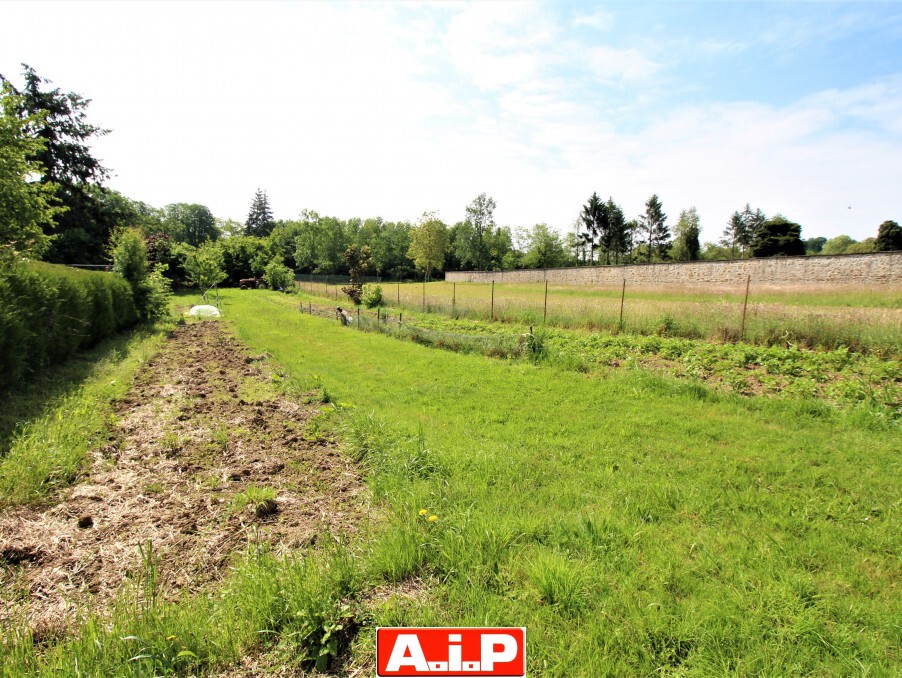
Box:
[246,188,274,237]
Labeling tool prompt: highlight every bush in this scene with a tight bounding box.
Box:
[111,227,172,319]
[0,260,138,391]
[263,259,294,291]
[360,283,384,308]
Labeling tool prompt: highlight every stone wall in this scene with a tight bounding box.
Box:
[445,252,902,287]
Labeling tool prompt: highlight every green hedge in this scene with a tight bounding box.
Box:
[0,262,137,391]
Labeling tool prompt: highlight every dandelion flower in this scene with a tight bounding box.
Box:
[428,515,438,522]
[419,509,428,516]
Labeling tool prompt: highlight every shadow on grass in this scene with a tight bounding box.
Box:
[0,323,158,454]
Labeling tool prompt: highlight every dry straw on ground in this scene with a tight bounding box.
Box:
[0,321,366,642]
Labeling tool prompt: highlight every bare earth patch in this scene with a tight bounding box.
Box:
[0,320,366,640]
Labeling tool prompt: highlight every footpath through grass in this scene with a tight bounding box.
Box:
[223,290,901,676]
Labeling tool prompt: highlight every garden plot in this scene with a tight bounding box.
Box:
[0,321,365,641]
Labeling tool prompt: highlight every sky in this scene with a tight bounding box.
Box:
[3,1,902,243]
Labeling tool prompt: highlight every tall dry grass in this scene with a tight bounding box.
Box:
[300,280,902,356]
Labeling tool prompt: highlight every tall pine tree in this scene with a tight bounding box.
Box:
[604,197,627,264]
[580,192,605,264]
[245,188,274,237]
[640,194,669,262]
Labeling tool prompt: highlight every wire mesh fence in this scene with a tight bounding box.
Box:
[294,278,901,355]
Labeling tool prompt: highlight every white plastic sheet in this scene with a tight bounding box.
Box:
[187,305,221,318]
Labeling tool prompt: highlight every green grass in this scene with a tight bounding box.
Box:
[220,290,900,675]
[4,291,899,676]
[302,280,902,355]
[274,292,902,420]
[0,323,170,507]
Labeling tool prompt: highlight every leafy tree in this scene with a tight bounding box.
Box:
[293,210,349,274]
[624,219,639,262]
[358,217,415,279]
[110,227,147,289]
[804,237,827,254]
[0,82,60,257]
[821,235,857,255]
[263,258,294,291]
[671,207,701,261]
[217,217,245,238]
[700,242,735,260]
[245,188,274,237]
[846,238,877,254]
[451,220,478,269]
[144,230,187,285]
[1,65,112,263]
[182,242,227,300]
[639,194,669,262]
[110,227,171,318]
[407,213,449,280]
[462,192,496,270]
[218,235,270,284]
[875,220,902,251]
[341,244,371,305]
[485,225,514,270]
[162,203,218,247]
[446,221,469,271]
[564,224,585,266]
[750,215,805,257]
[522,223,568,269]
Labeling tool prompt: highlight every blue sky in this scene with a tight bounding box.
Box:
[3,1,901,243]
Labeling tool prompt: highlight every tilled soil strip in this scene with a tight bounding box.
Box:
[0,321,365,640]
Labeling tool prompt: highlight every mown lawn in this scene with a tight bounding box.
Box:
[222,289,901,676]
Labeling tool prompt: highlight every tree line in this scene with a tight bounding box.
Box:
[3,64,900,288]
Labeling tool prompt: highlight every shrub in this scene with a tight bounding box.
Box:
[111,227,172,319]
[0,260,138,391]
[360,283,384,308]
[263,259,294,291]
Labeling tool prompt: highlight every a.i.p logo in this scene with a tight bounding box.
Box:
[376,627,526,677]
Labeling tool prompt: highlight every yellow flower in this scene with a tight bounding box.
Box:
[428,515,438,522]
[166,635,176,641]
[419,509,428,516]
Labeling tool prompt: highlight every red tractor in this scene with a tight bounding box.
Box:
[239,278,265,290]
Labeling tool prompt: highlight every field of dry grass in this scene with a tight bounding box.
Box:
[301,280,902,356]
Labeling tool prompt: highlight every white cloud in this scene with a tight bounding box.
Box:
[586,46,661,83]
[2,1,899,242]
[572,9,615,31]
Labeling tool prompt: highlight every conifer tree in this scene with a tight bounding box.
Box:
[580,192,604,264]
[640,194,669,262]
[245,188,274,237]
[604,197,627,264]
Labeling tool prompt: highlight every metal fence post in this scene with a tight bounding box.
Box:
[491,280,495,321]
[740,274,751,339]
[619,279,626,327]
[543,279,548,323]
